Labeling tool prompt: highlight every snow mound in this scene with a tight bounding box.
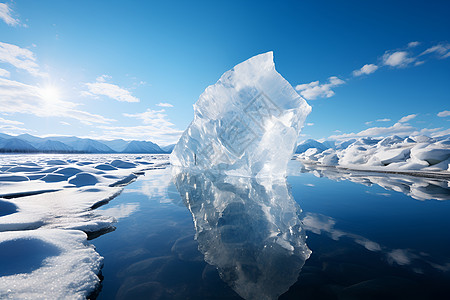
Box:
[68,172,99,187]
[0,153,170,297]
[171,52,311,178]
[110,159,137,169]
[0,229,103,299]
[296,135,450,174]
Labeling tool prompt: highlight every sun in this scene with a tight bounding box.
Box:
[39,86,60,102]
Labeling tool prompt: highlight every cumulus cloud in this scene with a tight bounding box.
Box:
[0,77,114,125]
[398,114,417,123]
[0,42,46,77]
[84,76,139,102]
[0,68,10,78]
[119,108,183,144]
[0,3,20,26]
[353,64,378,76]
[420,43,450,59]
[382,51,415,67]
[295,76,345,100]
[437,110,450,117]
[156,102,174,107]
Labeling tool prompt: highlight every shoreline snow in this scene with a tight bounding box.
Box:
[0,154,169,299]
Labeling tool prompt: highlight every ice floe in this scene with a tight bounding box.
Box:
[0,153,169,298]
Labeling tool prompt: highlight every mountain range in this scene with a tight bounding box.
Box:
[0,133,175,154]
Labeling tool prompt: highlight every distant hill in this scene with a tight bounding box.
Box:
[295,139,329,153]
[0,138,37,153]
[0,133,172,154]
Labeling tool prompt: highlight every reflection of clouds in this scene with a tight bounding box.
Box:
[301,165,450,201]
[303,212,450,272]
[124,168,174,203]
[99,203,140,220]
[387,249,414,266]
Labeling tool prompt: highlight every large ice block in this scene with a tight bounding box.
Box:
[171,52,311,177]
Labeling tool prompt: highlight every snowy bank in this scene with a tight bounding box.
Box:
[295,135,450,176]
[0,154,169,298]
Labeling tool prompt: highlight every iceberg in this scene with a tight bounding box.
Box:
[171,52,311,177]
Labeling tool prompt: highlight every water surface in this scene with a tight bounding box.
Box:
[93,162,450,299]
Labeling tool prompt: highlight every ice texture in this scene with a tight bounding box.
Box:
[171,52,311,177]
[173,168,311,300]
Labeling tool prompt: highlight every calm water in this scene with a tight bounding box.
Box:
[93,161,450,299]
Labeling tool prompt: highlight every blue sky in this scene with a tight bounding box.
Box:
[0,0,449,145]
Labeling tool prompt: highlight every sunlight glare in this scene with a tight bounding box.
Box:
[40,86,60,102]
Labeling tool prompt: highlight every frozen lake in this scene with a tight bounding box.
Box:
[92,161,450,299]
[0,154,449,299]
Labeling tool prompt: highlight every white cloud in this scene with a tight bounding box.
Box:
[377,118,391,122]
[366,118,392,126]
[0,116,23,125]
[123,109,174,126]
[437,110,450,117]
[84,76,139,102]
[0,124,28,134]
[0,77,114,125]
[407,41,420,48]
[421,43,450,59]
[0,42,46,77]
[95,74,112,82]
[60,121,70,126]
[0,68,10,78]
[329,122,416,140]
[0,3,20,26]
[295,76,345,100]
[306,123,314,126]
[353,64,378,76]
[382,51,414,67]
[398,114,417,123]
[97,125,183,146]
[157,102,174,107]
[120,108,183,144]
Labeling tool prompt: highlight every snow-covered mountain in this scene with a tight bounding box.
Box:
[161,144,175,153]
[0,138,37,152]
[100,139,129,152]
[295,135,450,173]
[67,139,115,153]
[0,133,169,154]
[295,139,329,153]
[122,141,163,153]
[37,140,75,152]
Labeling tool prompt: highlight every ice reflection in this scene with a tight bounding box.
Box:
[173,169,311,300]
[300,164,450,201]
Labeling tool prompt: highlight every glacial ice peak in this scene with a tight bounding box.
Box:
[171,52,311,177]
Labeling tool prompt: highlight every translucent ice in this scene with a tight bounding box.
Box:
[173,169,311,300]
[171,52,311,177]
